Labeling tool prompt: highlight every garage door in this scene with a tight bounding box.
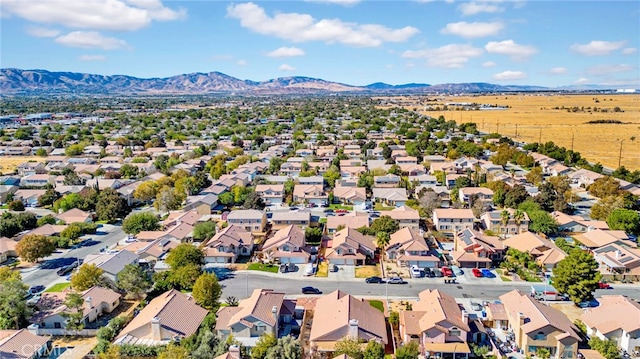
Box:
[286,257,307,264]
[330,259,345,265]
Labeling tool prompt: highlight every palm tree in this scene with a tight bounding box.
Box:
[500,210,511,239]
[513,210,525,234]
[376,232,391,267]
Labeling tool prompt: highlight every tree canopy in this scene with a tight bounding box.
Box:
[122,212,161,234]
[15,234,55,263]
[552,249,601,304]
[192,272,222,311]
[71,264,105,291]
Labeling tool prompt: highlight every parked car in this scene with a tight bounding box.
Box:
[56,263,78,276]
[324,209,334,213]
[365,276,384,284]
[280,263,296,273]
[597,282,611,289]
[424,268,436,278]
[26,295,41,306]
[471,268,483,278]
[304,263,316,276]
[28,285,45,295]
[410,266,423,278]
[470,301,483,311]
[387,277,405,284]
[433,269,444,277]
[329,264,339,272]
[577,299,599,308]
[451,265,463,276]
[335,209,348,213]
[301,286,322,295]
[480,268,495,278]
[441,266,454,277]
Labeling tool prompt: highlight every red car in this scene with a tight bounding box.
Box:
[335,209,348,213]
[597,282,611,289]
[471,268,483,278]
[441,267,454,277]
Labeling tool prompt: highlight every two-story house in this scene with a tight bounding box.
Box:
[503,232,567,270]
[261,225,309,264]
[293,184,327,205]
[498,290,581,359]
[433,209,475,234]
[325,212,369,234]
[386,227,439,268]
[481,209,530,237]
[325,227,376,266]
[270,211,311,230]
[551,211,609,233]
[399,289,471,359]
[254,184,285,205]
[581,295,640,354]
[386,206,420,230]
[204,225,254,264]
[458,187,494,206]
[452,229,505,268]
[227,210,267,233]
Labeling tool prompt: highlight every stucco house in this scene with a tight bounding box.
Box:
[325,227,376,266]
[261,225,310,264]
[386,227,439,268]
[227,210,267,233]
[204,225,254,264]
[581,295,640,354]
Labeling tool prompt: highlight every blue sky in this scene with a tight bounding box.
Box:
[1,0,639,87]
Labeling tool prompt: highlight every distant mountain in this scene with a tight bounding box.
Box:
[0,68,569,95]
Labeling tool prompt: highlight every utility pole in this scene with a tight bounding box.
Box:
[515,124,518,137]
[618,140,624,168]
[538,127,542,143]
[571,132,575,152]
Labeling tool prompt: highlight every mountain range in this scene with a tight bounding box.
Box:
[0,68,588,95]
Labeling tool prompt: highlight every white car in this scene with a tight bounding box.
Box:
[26,295,41,306]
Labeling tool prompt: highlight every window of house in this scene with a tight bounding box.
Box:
[534,332,546,340]
[563,346,573,358]
[54,322,61,328]
[449,327,461,336]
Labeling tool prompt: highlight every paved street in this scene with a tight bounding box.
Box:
[20,224,125,287]
[221,271,640,302]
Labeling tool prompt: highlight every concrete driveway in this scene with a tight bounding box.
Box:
[328,265,355,281]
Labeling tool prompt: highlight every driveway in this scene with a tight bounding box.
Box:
[328,265,355,281]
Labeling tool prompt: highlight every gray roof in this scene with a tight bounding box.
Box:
[85,250,139,276]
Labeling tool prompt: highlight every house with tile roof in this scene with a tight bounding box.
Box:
[592,243,640,279]
[332,186,367,207]
[325,227,376,266]
[399,289,471,359]
[115,289,208,346]
[386,205,421,230]
[293,184,328,205]
[372,187,408,207]
[261,225,310,264]
[386,227,439,268]
[452,228,505,268]
[0,237,17,263]
[552,211,609,233]
[503,232,567,270]
[581,295,640,353]
[499,290,581,358]
[480,209,530,237]
[162,210,204,228]
[214,345,242,359]
[254,184,285,205]
[0,329,50,359]
[309,290,387,353]
[326,212,370,234]
[270,211,311,230]
[227,210,267,233]
[573,229,635,250]
[204,225,254,264]
[433,209,475,234]
[215,289,296,347]
[55,208,92,224]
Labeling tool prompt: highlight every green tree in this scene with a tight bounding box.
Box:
[37,215,57,226]
[116,264,152,299]
[166,243,204,269]
[193,221,217,242]
[552,249,601,304]
[265,336,301,359]
[158,343,189,359]
[154,185,183,212]
[242,191,266,210]
[61,223,83,241]
[396,341,420,359]
[536,347,551,359]
[61,292,86,333]
[16,234,55,262]
[305,226,323,243]
[588,337,621,359]
[192,272,222,311]
[71,263,105,291]
[96,188,130,222]
[168,263,202,290]
[591,195,624,221]
[0,267,22,282]
[133,181,158,203]
[38,188,60,207]
[526,166,544,186]
[363,340,385,359]
[122,212,160,234]
[370,215,399,235]
[252,333,277,359]
[588,176,621,198]
[504,185,530,208]
[0,275,28,329]
[528,210,559,235]
[606,208,640,235]
[333,337,363,359]
[7,200,24,211]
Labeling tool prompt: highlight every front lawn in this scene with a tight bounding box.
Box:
[329,204,354,210]
[374,203,395,211]
[45,282,71,292]
[247,263,279,273]
[368,300,385,313]
[355,265,381,278]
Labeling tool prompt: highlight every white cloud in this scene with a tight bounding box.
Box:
[79,54,107,61]
[570,40,626,56]
[305,0,361,6]
[482,61,496,67]
[54,31,130,50]
[267,47,306,58]
[549,67,568,74]
[492,70,527,81]
[402,44,483,68]
[1,0,186,31]
[458,1,504,16]
[485,39,537,59]
[575,77,590,84]
[621,47,637,55]
[586,64,636,76]
[237,59,248,66]
[226,2,419,47]
[441,21,503,38]
[26,26,60,38]
[279,64,296,72]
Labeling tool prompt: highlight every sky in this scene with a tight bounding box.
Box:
[1,0,639,87]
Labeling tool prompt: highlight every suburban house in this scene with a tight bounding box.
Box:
[573,229,635,250]
[326,212,369,234]
[183,194,219,215]
[386,227,439,268]
[309,290,387,354]
[552,212,609,233]
[13,189,46,207]
[410,175,439,188]
[0,237,17,263]
[204,225,254,264]
[480,209,530,237]
[214,345,242,359]
[55,208,92,224]
[0,184,18,204]
[254,184,285,205]
[581,295,640,354]
[332,186,367,207]
[372,187,408,207]
[0,329,50,359]
[399,289,471,359]
[30,286,121,335]
[592,243,640,279]
[498,290,581,358]
[374,174,401,188]
[432,209,475,234]
[215,289,296,347]
[227,210,267,233]
[122,238,180,266]
[452,229,505,268]
[458,187,494,205]
[115,289,208,346]
[261,225,310,264]
[503,232,567,270]
[270,211,311,230]
[293,184,328,205]
[83,250,139,282]
[386,206,421,230]
[325,227,376,266]
[163,210,204,229]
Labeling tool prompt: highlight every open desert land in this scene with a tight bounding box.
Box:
[392,94,640,170]
[0,156,45,175]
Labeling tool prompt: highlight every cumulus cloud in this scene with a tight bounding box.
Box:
[26,26,60,38]
[575,77,590,84]
[485,39,537,59]
[458,1,504,16]
[267,47,306,58]
[441,21,503,38]
[570,40,626,56]
[79,54,107,61]
[279,64,296,72]
[402,44,483,68]
[549,67,568,74]
[482,61,496,67]
[226,2,419,47]
[1,0,186,31]
[305,0,361,6]
[54,31,130,50]
[492,70,527,81]
[622,47,637,55]
[586,64,636,76]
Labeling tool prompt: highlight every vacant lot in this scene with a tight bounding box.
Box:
[0,156,45,175]
[403,94,639,170]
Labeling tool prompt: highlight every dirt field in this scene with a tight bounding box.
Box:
[0,156,45,175]
[391,94,640,170]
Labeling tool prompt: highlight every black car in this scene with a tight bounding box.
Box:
[365,276,384,284]
[28,285,45,295]
[301,286,322,294]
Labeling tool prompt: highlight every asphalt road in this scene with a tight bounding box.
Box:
[20,224,125,287]
[221,271,640,302]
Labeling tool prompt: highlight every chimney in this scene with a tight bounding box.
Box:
[85,296,93,309]
[348,319,359,339]
[151,317,162,341]
[615,250,621,259]
[518,312,526,326]
[229,345,241,359]
[272,306,279,335]
[461,310,469,325]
